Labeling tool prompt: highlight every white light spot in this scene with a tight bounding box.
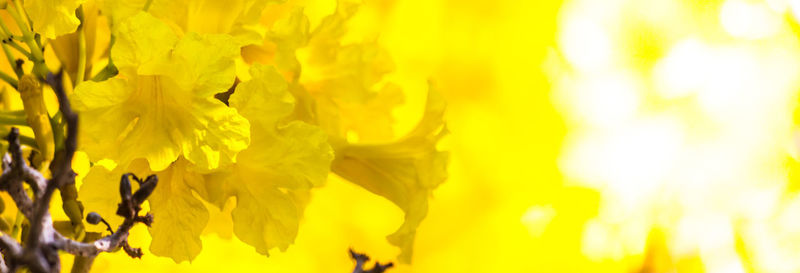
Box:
[721,0,782,39]
[568,72,641,128]
[558,18,614,71]
[653,39,712,99]
[521,205,556,237]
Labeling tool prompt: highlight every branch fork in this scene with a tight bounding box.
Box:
[0,72,158,273]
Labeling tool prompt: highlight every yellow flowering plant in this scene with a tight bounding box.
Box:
[0,0,447,272]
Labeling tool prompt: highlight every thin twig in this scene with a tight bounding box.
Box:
[0,70,157,273]
[350,249,394,273]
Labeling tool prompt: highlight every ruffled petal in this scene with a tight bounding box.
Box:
[112,12,178,75]
[162,32,239,98]
[181,98,250,171]
[229,64,294,124]
[201,63,333,255]
[146,159,209,262]
[24,0,85,39]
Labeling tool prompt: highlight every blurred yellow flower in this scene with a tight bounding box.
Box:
[103,0,277,45]
[203,64,333,255]
[331,84,448,263]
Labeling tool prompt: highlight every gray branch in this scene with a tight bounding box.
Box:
[0,72,157,273]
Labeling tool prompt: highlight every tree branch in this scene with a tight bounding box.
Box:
[0,71,158,273]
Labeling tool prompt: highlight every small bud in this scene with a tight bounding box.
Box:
[86,212,102,225]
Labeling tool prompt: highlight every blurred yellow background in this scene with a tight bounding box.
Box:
[49,0,800,272]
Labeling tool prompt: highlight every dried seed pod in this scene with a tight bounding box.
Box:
[117,174,134,218]
[132,175,157,205]
[119,174,132,201]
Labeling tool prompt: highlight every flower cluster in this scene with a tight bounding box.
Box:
[0,0,447,266]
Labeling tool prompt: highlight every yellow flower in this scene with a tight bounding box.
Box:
[24,0,86,39]
[298,1,403,142]
[331,84,448,263]
[203,63,333,255]
[285,1,449,262]
[242,7,309,81]
[104,0,278,45]
[70,12,249,171]
[79,64,332,262]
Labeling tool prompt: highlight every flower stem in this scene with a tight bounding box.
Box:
[2,39,32,60]
[0,70,17,89]
[75,6,86,85]
[0,113,25,125]
[143,0,154,11]
[0,126,37,148]
[7,0,46,76]
[0,19,22,78]
[91,35,117,81]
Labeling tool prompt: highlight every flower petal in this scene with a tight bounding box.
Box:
[331,84,448,263]
[147,159,209,263]
[202,63,333,255]
[229,64,294,124]
[181,98,250,171]
[112,12,178,75]
[163,32,239,98]
[71,78,140,164]
[25,0,85,39]
[78,160,123,233]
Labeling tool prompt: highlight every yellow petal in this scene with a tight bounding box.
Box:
[24,0,85,39]
[79,158,214,262]
[229,64,294,124]
[77,160,123,233]
[299,0,402,141]
[331,84,448,263]
[50,1,99,81]
[70,77,132,110]
[100,0,147,27]
[146,158,209,262]
[70,78,140,164]
[162,32,239,98]
[148,0,278,45]
[181,98,250,171]
[202,63,333,254]
[112,12,178,76]
[230,180,301,255]
[116,91,184,171]
[237,121,332,189]
[243,7,310,80]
